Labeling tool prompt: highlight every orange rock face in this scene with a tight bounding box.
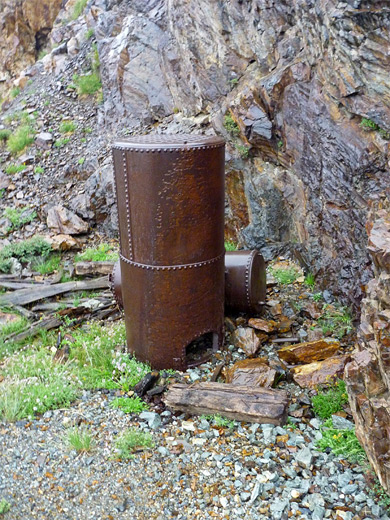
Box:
[278,338,340,365]
[291,355,350,388]
[225,358,277,388]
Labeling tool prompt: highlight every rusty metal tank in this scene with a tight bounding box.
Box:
[225,250,266,314]
[111,250,266,316]
[112,134,225,371]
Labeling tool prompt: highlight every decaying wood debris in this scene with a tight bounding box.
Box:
[165,382,289,425]
[0,263,120,344]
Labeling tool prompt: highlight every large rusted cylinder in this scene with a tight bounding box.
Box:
[112,135,225,371]
[110,250,266,315]
[225,250,266,314]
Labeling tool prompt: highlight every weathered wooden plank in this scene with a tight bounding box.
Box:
[0,281,46,289]
[165,382,289,426]
[6,316,62,343]
[0,276,109,306]
[74,261,115,276]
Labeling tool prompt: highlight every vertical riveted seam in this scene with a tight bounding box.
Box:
[122,150,133,261]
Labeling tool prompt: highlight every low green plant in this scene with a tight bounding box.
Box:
[78,157,85,165]
[360,118,390,140]
[34,166,44,174]
[5,164,25,175]
[7,126,34,154]
[66,426,95,452]
[31,254,61,275]
[10,87,20,99]
[286,417,297,430]
[304,272,315,287]
[277,140,283,149]
[83,127,93,134]
[311,379,348,419]
[60,120,76,133]
[54,138,70,148]
[71,0,88,19]
[236,143,249,158]
[224,113,240,137]
[114,428,154,459]
[3,207,36,232]
[312,292,323,302]
[370,480,390,513]
[317,304,353,339]
[224,241,237,252]
[0,499,11,514]
[269,265,300,285]
[75,243,118,262]
[85,28,94,39]
[73,73,101,96]
[0,236,52,273]
[110,396,149,414]
[229,78,239,86]
[0,129,11,141]
[316,418,366,464]
[201,414,236,429]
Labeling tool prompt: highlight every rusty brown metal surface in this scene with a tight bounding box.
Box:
[111,249,266,315]
[225,250,266,315]
[112,134,225,371]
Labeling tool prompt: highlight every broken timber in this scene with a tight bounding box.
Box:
[74,261,115,276]
[165,382,289,426]
[0,276,109,306]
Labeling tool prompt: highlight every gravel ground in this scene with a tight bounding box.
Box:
[1,384,389,520]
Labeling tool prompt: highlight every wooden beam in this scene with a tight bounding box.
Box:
[165,382,289,425]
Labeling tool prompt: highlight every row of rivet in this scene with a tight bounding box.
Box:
[112,144,224,152]
[120,251,225,271]
[122,151,133,261]
[244,250,256,308]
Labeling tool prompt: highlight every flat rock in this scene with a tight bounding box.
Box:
[47,206,88,235]
[291,355,350,388]
[0,172,11,190]
[278,338,340,364]
[48,234,79,251]
[225,358,277,388]
[248,318,277,333]
[35,132,53,149]
[232,327,262,357]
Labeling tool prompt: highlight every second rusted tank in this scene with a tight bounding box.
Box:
[110,249,266,316]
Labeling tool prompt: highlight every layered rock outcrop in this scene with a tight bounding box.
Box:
[346,209,390,491]
[90,0,390,308]
[0,0,63,90]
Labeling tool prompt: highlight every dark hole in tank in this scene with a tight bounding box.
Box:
[185,332,216,367]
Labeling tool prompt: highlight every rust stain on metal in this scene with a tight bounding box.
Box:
[112,134,225,371]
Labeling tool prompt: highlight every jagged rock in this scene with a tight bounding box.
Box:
[278,339,340,365]
[0,172,11,190]
[232,327,261,357]
[225,358,277,388]
[47,206,88,235]
[48,234,79,251]
[291,355,350,389]
[35,132,53,150]
[346,210,390,492]
[248,318,277,334]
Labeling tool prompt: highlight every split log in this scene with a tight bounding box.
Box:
[165,382,289,425]
[6,316,62,343]
[0,276,109,306]
[74,261,115,276]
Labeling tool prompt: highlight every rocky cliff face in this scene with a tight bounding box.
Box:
[0,0,64,91]
[346,208,390,491]
[91,0,390,308]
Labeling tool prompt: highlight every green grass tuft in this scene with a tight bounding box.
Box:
[115,428,154,459]
[60,120,76,133]
[75,243,118,263]
[0,129,11,141]
[7,126,34,154]
[110,396,149,414]
[73,73,101,96]
[71,0,89,19]
[5,164,25,175]
[317,304,353,339]
[224,241,237,252]
[0,499,11,514]
[31,254,61,275]
[54,138,70,148]
[65,426,95,452]
[269,265,300,285]
[304,272,315,287]
[311,379,348,419]
[0,236,52,273]
[3,207,36,232]
[316,418,366,464]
